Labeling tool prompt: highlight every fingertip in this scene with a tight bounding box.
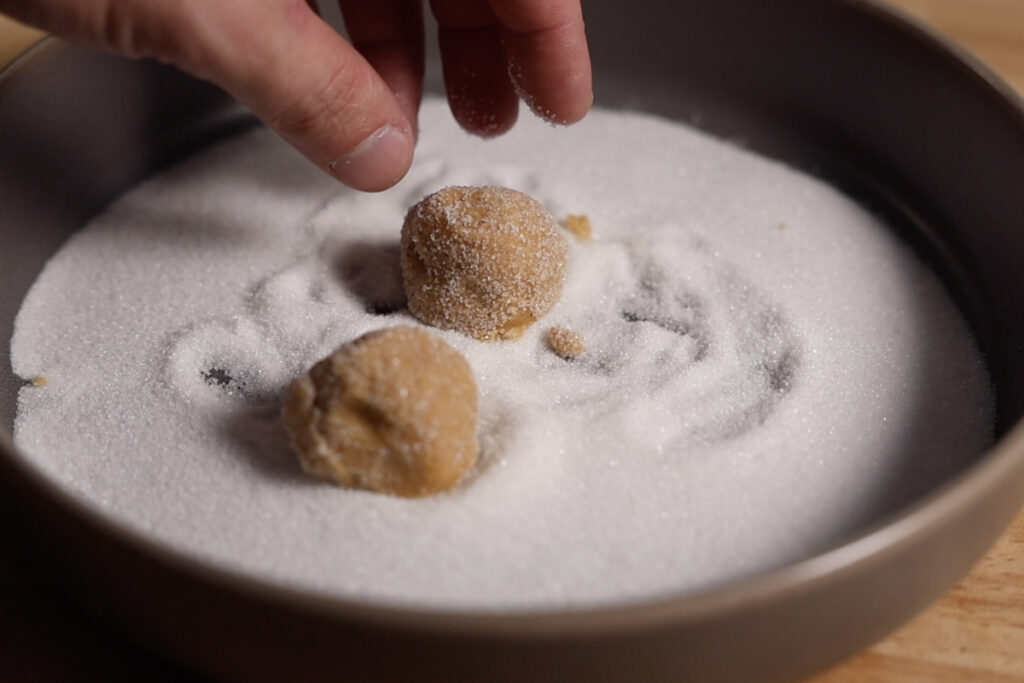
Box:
[174,0,418,192]
[327,121,416,191]
[505,29,593,127]
[489,0,594,128]
[544,75,593,126]
[515,69,592,126]
[562,89,594,125]
[437,22,520,138]
[450,93,519,138]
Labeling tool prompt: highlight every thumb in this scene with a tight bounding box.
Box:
[3,0,416,191]
[184,0,416,191]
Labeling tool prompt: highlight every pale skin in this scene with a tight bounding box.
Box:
[0,0,593,191]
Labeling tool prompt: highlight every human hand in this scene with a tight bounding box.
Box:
[1,0,593,191]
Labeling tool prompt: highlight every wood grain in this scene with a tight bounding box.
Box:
[817,3,1024,680]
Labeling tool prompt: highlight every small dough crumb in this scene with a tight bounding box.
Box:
[281,326,479,498]
[401,186,568,341]
[31,376,48,387]
[547,326,586,360]
[563,214,593,241]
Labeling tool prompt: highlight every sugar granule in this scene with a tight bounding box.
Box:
[10,99,993,610]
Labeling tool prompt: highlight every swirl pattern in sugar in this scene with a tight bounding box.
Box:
[526,227,801,448]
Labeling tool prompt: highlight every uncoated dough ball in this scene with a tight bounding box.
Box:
[281,326,479,497]
[401,186,569,341]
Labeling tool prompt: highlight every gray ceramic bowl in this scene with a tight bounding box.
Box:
[2,1,1024,681]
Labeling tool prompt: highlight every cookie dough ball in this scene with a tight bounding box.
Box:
[401,186,569,341]
[281,326,478,497]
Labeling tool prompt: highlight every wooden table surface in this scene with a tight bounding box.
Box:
[2,1,1024,681]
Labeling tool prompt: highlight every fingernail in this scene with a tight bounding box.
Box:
[328,123,413,191]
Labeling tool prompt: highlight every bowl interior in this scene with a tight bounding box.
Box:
[4,0,1022,477]
[2,1,1024,680]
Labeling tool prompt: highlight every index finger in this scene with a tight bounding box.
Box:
[487,0,593,124]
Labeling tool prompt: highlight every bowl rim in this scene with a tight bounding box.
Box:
[2,0,1024,638]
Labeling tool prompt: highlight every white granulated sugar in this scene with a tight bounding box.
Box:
[11,99,993,610]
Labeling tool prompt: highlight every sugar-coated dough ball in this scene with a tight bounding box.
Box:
[281,326,479,497]
[401,186,569,341]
